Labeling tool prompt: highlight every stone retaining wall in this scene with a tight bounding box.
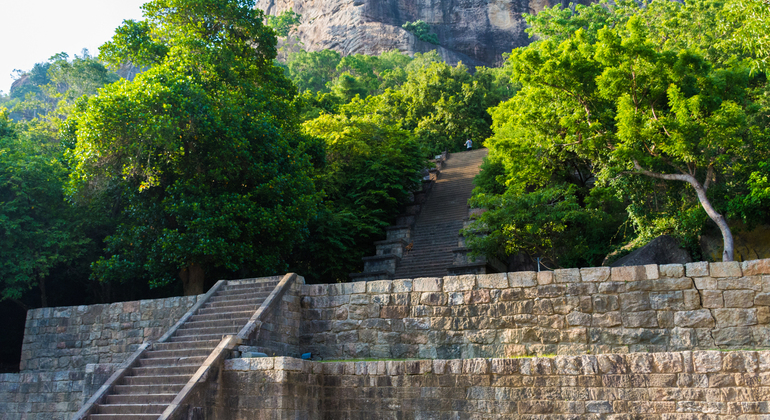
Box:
[300,260,770,359]
[220,350,770,419]
[20,295,200,372]
[0,363,115,420]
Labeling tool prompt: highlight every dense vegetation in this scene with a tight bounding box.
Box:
[1,0,768,321]
[466,0,770,269]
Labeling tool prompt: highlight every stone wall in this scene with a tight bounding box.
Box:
[20,295,200,372]
[300,259,770,359]
[252,278,303,358]
[220,350,770,419]
[0,364,115,420]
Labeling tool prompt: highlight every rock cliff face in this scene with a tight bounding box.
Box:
[256,0,579,67]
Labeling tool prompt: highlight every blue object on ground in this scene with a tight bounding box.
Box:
[301,352,312,360]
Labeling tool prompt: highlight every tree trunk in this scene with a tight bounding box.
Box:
[180,263,206,296]
[630,161,735,261]
[39,277,48,308]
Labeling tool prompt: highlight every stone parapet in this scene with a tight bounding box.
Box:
[219,351,770,419]
[301,259,770,359]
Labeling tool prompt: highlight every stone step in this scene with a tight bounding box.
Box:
[90,414,162,420]
[112,384,186,395]
[95,403,167,415]
[168,333,232,343]
[188,310,254,323]
[121,374,191,386]
[143,347,213,360]
[137,355,208,367]
[178,317,252,330]
[174,325,242,337]
[222,280,279,291]
[130,364,200,377]
[152,339,220,351]
[105,393,177,405]
[197,303,260,315]
[203,297,266,309]
[209,290,272,301]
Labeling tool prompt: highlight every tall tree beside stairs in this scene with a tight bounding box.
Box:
[68,0,317,294]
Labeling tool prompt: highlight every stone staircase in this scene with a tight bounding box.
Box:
[83,278,279,420]
[393,149,488,279]
[351,149,490,280]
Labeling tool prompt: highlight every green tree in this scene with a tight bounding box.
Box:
[0,110,88,307]
[69,0,317,294]
[483,14,768,262]
[402,20,439,45]
[295,114,424,282]
[286,49,342,93]
[266,10,301,37]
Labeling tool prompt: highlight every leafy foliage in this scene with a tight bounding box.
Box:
[266,10,301,37]
[293,114,425,282]
[70,0,317,292]
[402,20,439,45]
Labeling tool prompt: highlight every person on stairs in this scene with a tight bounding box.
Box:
[464,138,472,150]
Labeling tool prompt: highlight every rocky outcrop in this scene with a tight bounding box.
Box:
[611,235,693,267]
[256,0,582,67]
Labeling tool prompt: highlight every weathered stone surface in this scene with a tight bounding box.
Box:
[710,261,742,278]
[742,258,770,276]
[477,273,508,289]
[713,308,757,327]
[509,271,537,288]
[537,271,553,285]
[723,290,755,308]
[554,268,581,283]
[413,277,442,292]
[443,275,476,292]
[686,261,709,277]
[623,311,658,328]
[612,235,693,268]
[580,267,610,283]
[366,280,392,294]
[611,265,646,282]
[674,310,715,328]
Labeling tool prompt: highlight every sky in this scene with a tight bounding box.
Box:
[0,0,147,95]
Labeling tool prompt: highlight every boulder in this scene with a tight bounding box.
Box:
[610,235,693,267]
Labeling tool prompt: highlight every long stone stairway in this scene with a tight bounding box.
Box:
[393,148,487,279]
[84,278,279,420]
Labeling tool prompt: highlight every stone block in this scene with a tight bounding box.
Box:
[722,351,758,373]
[626,353,653,373]
[465,290,491,304]
[694,277,717,290]
[623,310,658,328]
[718,276,763,291]
[554,268,581,283]
[723,290,755,308]
[713,327,754,346]
[645,264,660,280]
[674,310,715,328]
[693,351,722,373]
[509,271,537,288]
[619,292,651,312]
[462,358,490,374]
[477,273,508,289]
[710,261,742,278]
[757,306,770,324]
[366,280,392,294]
[702,290,723,308]
[580,267,610,283]
[597,354,627,374]
[683,290,702,310]
[660,264,685,278]
[566,311,592,327]
[650,291,684,310]
[592,295,619,313]
[413,277,442,292]
[611,266,646,282]
[743,259,770,276]
[274,357,303,371]
[756,293,770,306]
[443,275,475,292]
[537,271,553,285]
[592,312,621,327]
[713,308,757,327]
[419,292,446,306]
[392,279,413,293]
[686,261,709,277]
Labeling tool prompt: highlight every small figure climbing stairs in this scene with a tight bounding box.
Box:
[76,277,283,420]
[393,148,488,279]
